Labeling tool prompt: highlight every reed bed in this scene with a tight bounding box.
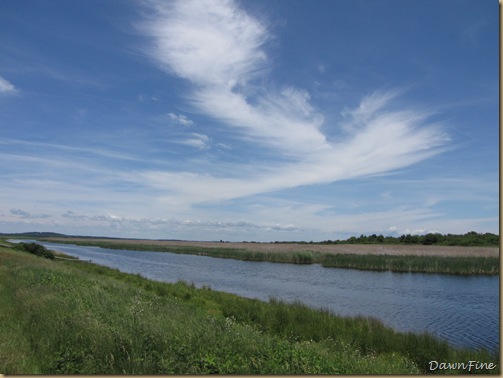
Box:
[321,253,499,275]
[42,238,499,275]
[0,244,498,374]
[45,237,499,257]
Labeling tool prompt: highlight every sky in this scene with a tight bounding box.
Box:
[0,0,499,242]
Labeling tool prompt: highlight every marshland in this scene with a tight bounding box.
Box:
[41,236,499,275]
[0,237,499,374]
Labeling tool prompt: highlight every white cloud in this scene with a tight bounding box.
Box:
[59,209,298,236]
[140,0,326,154]
[0,75,17,93]
[138,94,449,206]
[168,112,194,126]
[141,0,268,87]
[137,0,449,208]
[176,133,210,149]
[0,138,145,162]
[10,208,51,219]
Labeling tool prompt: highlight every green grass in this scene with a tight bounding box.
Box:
[40,238,499,275]
[321,253,499,275]
[0,242,498,374]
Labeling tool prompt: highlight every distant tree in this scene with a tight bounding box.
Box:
[401,234,419,244]
[422,233,439,245]
[324,231,498,246]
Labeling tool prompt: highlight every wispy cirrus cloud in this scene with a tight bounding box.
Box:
[0,138,153,161]
[136,0,450,207]
[0,75,17,94]
[139,0,327,155]
[167,112,194,126]
[175,133,211,150]
[141,0,268,87]
[139,92,449,206]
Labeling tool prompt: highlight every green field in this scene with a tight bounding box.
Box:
[0,241,498,374]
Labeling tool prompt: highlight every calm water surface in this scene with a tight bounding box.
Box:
[19,241,499,353]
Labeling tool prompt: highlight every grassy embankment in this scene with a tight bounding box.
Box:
[0,241,498,374]
[40,238,499,275]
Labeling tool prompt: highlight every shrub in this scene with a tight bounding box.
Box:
[15,242,55,260]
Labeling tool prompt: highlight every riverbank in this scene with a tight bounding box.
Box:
[42,237,499,256]
[40,237,499,275]
[0,243,498,374]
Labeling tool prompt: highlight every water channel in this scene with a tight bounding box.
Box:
[16,240,499,353]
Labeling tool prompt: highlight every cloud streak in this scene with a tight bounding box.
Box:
[137,0,450,207]
[167,112,194,126]
[0,75,17,93]
[175,133,211,149]
[10,209,51,219]
[140,0,326,155]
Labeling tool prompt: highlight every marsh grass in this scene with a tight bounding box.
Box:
[321,253,499,275]
[0,244,498,374]
[42,238,498,274]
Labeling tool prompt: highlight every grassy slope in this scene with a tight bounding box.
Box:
[0,244,498,374]
[41,238,499,275]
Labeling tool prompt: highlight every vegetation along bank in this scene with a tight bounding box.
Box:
[36,235,499,275]
[0,240,498,374]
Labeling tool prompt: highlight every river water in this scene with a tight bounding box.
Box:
[17,240,499,353]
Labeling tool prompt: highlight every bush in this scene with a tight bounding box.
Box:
[15,242,55,260]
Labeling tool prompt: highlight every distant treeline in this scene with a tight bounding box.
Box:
[2,231,499,247]
[318,231,499,247]
[266,231,499,247]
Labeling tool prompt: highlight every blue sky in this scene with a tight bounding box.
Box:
[0,0,498,241]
